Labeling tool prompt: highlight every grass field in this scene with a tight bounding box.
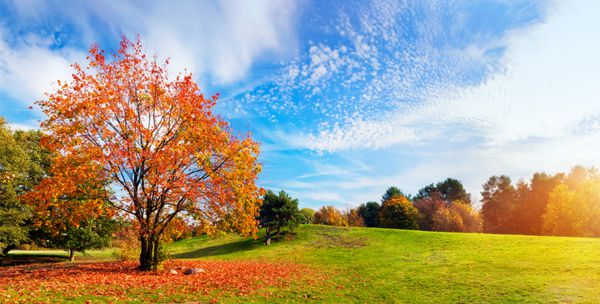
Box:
[3,225,600,303]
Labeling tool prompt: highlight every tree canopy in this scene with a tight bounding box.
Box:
[34,37,263,270]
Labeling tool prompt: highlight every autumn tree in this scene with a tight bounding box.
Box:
[258,190,300,245]
[314,206,347,226]
[357,201,380,227]
[299,208,315,224]
[36,37,263,270]
[432,200,482,233]
[413,191,445,231]
[378,195,418,229]
[344,208,365,227]
[512,172,563,235]
[542,167,600,237]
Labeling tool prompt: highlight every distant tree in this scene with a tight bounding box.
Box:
[542,168,600,237]
[436,178,471,204]
[378,196,418,229]
[413,192,445,231]
[382,186,406,202]
[512,172,563,235]
[432,200,482,233]
[345,208,365,227]
[34,216,115,262]
[415,178,471,204]
[258,190,301,245]
[481,175,517,233]
[357,201,381,227]
[451,201,482,233]
[314,206,347,226]
[298,208,315,224]
[0,120,50,257]
[432,206,463,232]
[415,184,438,201]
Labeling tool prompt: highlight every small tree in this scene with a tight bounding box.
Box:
[299,208,315,224]
[34,217,115,262]
[357,201,380,227]
[258,190,300,245]
[379,196,418,229]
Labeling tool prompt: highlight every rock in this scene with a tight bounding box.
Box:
[183,268,205,275]
[168,269,178,275]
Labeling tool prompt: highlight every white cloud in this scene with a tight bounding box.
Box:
[0,0,298,106]
[305,0,600,152]
[0,30,84,104]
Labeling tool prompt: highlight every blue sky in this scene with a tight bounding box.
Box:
[1,0,600,209]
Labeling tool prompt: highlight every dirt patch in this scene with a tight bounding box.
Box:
[314,230,368,249]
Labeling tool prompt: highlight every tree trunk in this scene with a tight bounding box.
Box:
[69,249,75,262]
[139,235,161,271]
[152,236,160,267]
[264,227,271,245]
[2,245,15,256]
[139,236,153,271]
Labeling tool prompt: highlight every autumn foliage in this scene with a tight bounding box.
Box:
[0,260,314,302]
[314,206,347,226]
[34,36,263,270]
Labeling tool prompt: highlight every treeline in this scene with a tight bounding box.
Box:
[300,170,600,238]
[301,178,482,233]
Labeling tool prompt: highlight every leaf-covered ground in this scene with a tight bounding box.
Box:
[0,260,324,303]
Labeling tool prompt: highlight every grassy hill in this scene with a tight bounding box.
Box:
[164,225,600,303]
[6,225,600,303]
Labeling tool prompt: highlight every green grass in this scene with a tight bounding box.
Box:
[7,225,600,303]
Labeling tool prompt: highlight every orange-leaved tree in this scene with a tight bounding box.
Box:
[36,37,263,270]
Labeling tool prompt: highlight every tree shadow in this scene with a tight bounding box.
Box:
[172,238,263,259]
[1,253,68,267]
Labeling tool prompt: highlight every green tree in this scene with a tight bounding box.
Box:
[379,196,418,229]
[0,119,50,256]
[481,175,517,233]
[415,178,471,204]
[381,186,406,202]
[34,217,115,261]
[357,201,380,227]
[299,208,315,224]
[258,190,301,245]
